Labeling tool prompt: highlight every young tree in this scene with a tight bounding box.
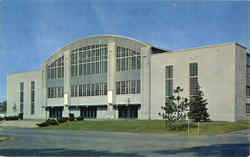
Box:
[0,101,7,113]
[188,86,209,122]
[159,86,189,129]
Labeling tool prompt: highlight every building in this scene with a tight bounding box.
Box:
[6,35,250,121]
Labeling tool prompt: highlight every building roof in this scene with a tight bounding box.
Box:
[45,35,169,63]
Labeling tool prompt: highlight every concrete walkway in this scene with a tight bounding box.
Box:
[0,120,43,128]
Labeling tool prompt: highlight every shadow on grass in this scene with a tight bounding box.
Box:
[0,148,144,157]
[154,143,249,157]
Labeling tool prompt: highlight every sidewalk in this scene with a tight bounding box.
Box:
[0,120,43,128]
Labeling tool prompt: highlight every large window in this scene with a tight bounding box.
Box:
[71,44,108,77]
[246,104,250,113]
[165,65,173,97]
[247,86,250,97]
[189,63,198,97]
[116,47,141,72]
[247,56,250,97]
[47,56,64,80]
[71,82,107,97]
[31,81,35,115]
[48,87,64,98]
[116,80,140,95]
[20,82,24,113]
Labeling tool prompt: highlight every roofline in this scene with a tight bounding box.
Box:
[153,42,247,55]
[8,70,41,76]
[45,34,168,63]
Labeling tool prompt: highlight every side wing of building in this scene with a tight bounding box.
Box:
[7,70,44,119]
[151,43,249,122]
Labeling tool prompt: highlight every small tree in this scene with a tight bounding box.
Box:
[188,86,209,122]
[159,86,189,129]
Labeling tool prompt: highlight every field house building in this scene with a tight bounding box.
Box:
[6,35,250,121]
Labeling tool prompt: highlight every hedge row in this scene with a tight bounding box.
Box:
[0,116,19,121]
[37,116,84,127]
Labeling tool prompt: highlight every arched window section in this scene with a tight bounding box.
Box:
[47,56,64,80]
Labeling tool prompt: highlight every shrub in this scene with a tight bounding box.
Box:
[0,117,4,121]
[57,117,68,123]
[76,116,84,121]
[18,113,23,120]
[36,121,49,127]
[4,116,19,121]
[168,122,197,130]
[46,119,59,125]
[69,113,75,121]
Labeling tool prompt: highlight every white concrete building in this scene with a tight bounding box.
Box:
[6,35,250,121]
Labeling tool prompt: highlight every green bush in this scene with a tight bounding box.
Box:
[57,117,68,123]
[36,121,49,127]
[168,122,197,130]
[0,117,4,121]
[76,116,84,121]
[69,113,75,121]
[4,116,19,121]
[46,119,59,125]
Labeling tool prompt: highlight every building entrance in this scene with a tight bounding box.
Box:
[80,106,97,119]
[47,107,63,118]
[118,105,139,119]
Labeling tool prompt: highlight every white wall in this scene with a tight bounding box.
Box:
[7,71,45,119]
[151,43,238,121]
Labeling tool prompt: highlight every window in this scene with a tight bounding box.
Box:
[116,80,140,95]
[71,51,78,77]
[31,81,35,114]
[71,44,108,77]
[165,65,173,97]
[247,86,250,97]
[47,56,64,80]
[190,63,198,97]
[72,82,107,97]
[246,104,250,113]
[48,87,63,98]
[71,85,78,97]
[20,82,24,113]
[247,57,250,97]
[116,47,141,72]
[57,87,64,97]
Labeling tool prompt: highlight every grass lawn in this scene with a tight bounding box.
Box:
[41,120,250,135]
[0,136,8,142]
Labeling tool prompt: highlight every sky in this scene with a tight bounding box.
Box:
[0,0,249,102]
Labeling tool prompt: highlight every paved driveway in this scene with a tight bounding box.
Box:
[0,126,249,157]
[0,120,43,128]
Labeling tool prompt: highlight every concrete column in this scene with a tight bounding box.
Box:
[41,64,48,119]
[107,42,116,119]
[140,46,151,119]
[63,50,71,117]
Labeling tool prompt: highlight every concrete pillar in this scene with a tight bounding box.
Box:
[41,64,48,119]
[107,42,116,119]
[63,50,71,117]
[140,46,151,119]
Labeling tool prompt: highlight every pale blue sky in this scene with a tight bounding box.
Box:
[0,0,249,102]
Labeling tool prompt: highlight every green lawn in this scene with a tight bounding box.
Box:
[0,136,8,142]
[41,120,250,135]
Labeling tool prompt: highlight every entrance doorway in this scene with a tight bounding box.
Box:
[48,107,63,118]
[80,106,97,119]
[118,105,139,119]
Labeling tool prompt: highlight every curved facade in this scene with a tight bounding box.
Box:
[41,35,166,119]
[7,35,250,121]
